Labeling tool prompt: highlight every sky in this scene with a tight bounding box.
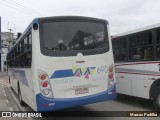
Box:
[0,0,160,35]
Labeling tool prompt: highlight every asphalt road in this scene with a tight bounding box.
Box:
[2,76,160,120]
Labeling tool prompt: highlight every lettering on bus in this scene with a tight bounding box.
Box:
[97,66,108,74]
[92,76,107,82]
[53,78,74,84]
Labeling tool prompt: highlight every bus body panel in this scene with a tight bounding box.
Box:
[8,68,35,109]
[36,53,112,99]
[35,84,116,111]
[116,75,132,95]
[115,62,160,99]
[132,78,153,98]
[8,69,18,94]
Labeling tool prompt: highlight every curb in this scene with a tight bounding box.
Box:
[7,84,33,120]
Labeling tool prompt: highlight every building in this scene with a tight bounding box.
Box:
[1,32,17,71]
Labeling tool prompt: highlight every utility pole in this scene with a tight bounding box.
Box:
[7,25,14,51]
[0,16,4,71]
[8,28,13,33]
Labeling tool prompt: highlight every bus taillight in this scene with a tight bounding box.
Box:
[39,74,47,80]
[108,64,115,87]
[38,70,54,98]
[109,67,113,72]
[42,81,48,87]
[109,74,114,79]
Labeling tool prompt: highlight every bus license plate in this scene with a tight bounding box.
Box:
[75,87,89,95]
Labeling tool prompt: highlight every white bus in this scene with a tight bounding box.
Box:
[7,16,116,111]
[112,23,160,110]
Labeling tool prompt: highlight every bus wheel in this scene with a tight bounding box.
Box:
[153,87,160,110]
[8,77,13,90]
[8,76,10,84]
[18,84,26,106]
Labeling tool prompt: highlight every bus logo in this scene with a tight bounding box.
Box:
[50,66,96,79]
[72,66,95,79]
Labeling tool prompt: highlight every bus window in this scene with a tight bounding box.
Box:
[19,55,24,67]
[140,31,152,45]
[43,22,108,51]
[20,40,24,53]
[130,48,142,60]
[129,31,153,61]
[143,47,152,60]
[148,31,152,44]
[112,37,126,61]
[28,33,32,50]
[24,52,32,67]
[156,46,160,59]
[156,29,160,44]
[129,34,140,47]
[24,37,28,51]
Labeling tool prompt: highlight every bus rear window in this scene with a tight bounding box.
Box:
[42,21,108,51]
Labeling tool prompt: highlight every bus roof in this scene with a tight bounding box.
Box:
[113,22,160,38]
[39,16,108,23]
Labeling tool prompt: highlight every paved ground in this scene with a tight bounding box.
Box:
[0,72,160,120]
[0,72,26,120]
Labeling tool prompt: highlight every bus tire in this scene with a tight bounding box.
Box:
[153,86,160,110]
[8,76,10,84]
[18,84,26,106]
[8,77,13,90]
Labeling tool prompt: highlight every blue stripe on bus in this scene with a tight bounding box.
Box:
[19,70,28,86]
[50,69,74,79]
[10,69,29,86]
[36,84,116,111]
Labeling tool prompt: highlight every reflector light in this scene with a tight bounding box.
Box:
[42,89,50,95]
[42,82,48,87]
[109,80,114,85]
[42,104,49,107]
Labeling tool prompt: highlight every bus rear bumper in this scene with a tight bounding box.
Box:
[36,84,116,111]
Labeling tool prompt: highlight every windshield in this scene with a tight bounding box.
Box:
[42,21,108,51]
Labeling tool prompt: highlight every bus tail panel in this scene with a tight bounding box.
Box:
[38,57,115,99]
[36,84,116,111]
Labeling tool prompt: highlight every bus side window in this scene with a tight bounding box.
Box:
[24,37,28,51]
[28,33,32,50]
[24,52,32,67]
[23,32,32,68]
[129,31,152,61]
[144,47,152,60]
[156,46,160,59]
[156,29,160,59]
[112,37,127,61]
[130,48,142,60]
